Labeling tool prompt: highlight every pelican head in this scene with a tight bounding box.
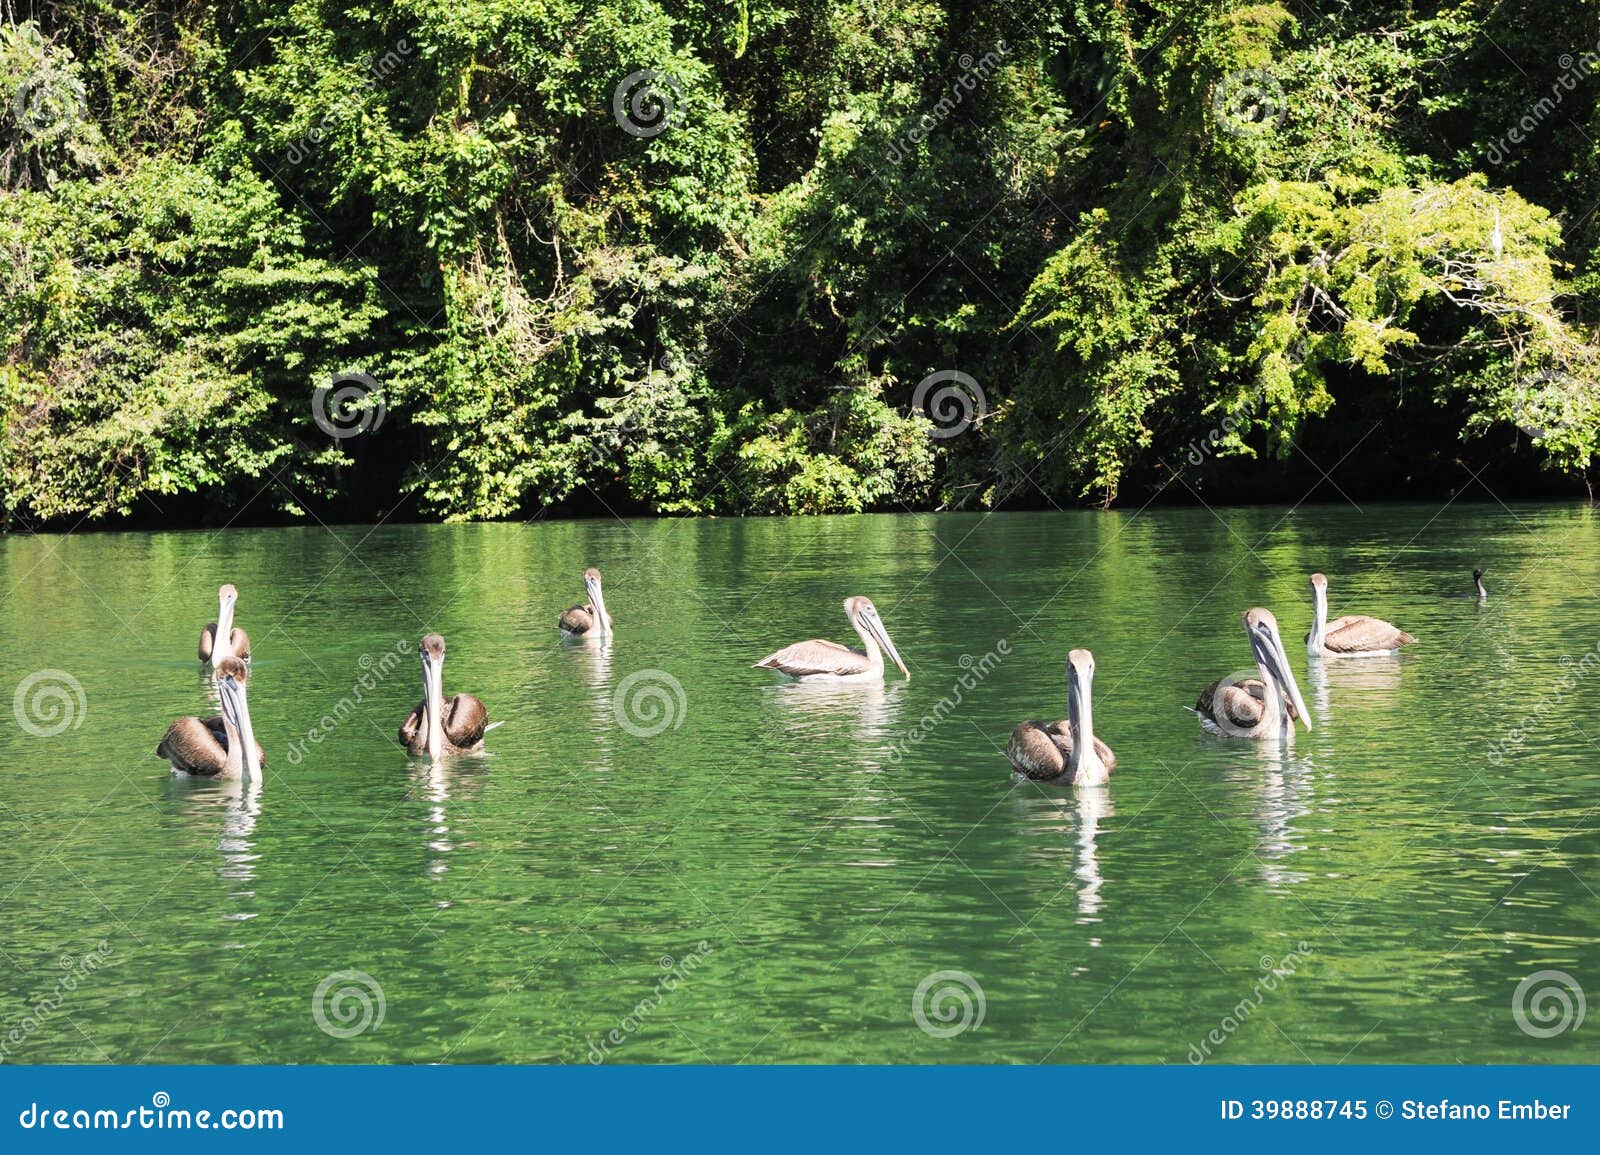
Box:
[215,656,260,777]
[583,567,611,634]
[419,633,447,759]
[1245,608,1311,733]
[845,596,909,679]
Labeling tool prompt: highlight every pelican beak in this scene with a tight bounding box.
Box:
[220,675,260,777]
[585,574,609,633]
[862,610,909,678]
[421,649,442,715]
[1256,620,1311,731]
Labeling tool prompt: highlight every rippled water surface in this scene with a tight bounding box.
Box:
[2,504,1598,1063]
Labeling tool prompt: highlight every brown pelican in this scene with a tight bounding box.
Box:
[1447,568,1489,601]
[399,634,493,757]
[1006,649,1115,786]
[755,596,909,681]
[198,583,250,664]
[158,657,263,777]
[1305,573,1415,657]
[1196,609,1312,739]
[558,568,612,636]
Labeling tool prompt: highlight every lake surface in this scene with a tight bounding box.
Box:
[1,504,1597,1064]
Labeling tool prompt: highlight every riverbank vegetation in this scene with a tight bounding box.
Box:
[2,1,1598,527]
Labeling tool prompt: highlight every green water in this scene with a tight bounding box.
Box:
[2,504,1597,1064]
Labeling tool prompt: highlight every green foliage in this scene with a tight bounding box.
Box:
[2,1,1599,526]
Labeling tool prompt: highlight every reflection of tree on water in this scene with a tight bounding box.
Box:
[1008,785,1116,923]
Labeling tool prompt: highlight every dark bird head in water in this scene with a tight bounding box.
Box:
[420,633,446,661]
[1473,568,1485,581]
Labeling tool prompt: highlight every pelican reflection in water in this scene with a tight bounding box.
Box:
[756,596,909,682]
[1196,609,1311,740]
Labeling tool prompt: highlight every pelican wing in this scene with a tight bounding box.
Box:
[230,627,252,661]
[399,701,424,750]
[444,694,490,748]
[197,715,267,766]
[199,622,218,662]
[1006,720,1068,780]
[755,639,869,678]
[559,605,596,634]
[1197,679,1265,729]
[1323,615,1415,654]
[158,716,228,776]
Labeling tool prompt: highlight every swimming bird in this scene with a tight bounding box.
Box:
[198,583,250,665]
[1447,568,1489,601]
[399,634,493,758]
[1196,609,1312,739]
[1305,573,1416,657]
[755,596,909,681]
[558,567,612,636]
[1006,649,1115,786]
[158,657,263,777]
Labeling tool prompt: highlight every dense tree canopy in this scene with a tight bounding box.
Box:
[2,1,1598,527]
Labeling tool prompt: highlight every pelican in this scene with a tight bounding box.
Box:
[1196,609,1312,739]
[1305,573,1415,657]
[755,596,909,681]
[1447,568,1489,601]
[558,567,612,636]
[158,657,263,777]
[198,583,250,665]
[399,634,493,757]
[1006,649,1115,786]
